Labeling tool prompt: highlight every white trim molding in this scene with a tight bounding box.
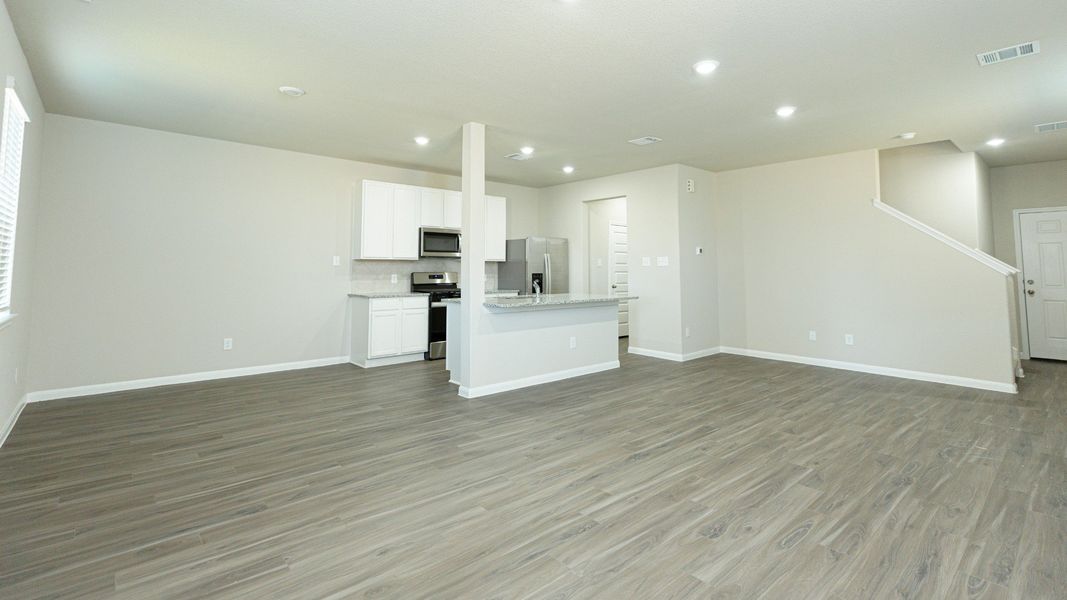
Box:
[350,354,424,369]
[628,346,721,362]
[872,198,1019,276]
[26,356,350,403]
[718,347,1017,394]
[0,395,27,448]
[458,360,619,398]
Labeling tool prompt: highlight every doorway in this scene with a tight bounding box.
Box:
[586,197,628,337]
[1016,207,1067,361]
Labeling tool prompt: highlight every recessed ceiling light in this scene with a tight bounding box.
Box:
[775,106,797,118]
[278,86,306,97]
[520,146,535,156]
[414,136,429,146]
[562,166,575,174]
[692,60,720,75]
[986,137,1006,147]
[895,132,917,140]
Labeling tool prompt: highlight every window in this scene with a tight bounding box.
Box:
[0,86,28,316]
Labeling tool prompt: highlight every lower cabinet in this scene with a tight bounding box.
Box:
[350,296,429,367]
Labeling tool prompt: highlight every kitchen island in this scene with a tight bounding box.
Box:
[444,293,636,397]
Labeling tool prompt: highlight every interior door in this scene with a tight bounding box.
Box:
[609,223,630,337]
[1020,210,1067,360]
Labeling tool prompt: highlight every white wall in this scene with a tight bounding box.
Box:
[990,159,1067,266]
[717,149,1015,387]
[878,142,993,252]
[0,2,44,440]
[28,115,538,394]
[538,165,686,356]
[677,165,719,355]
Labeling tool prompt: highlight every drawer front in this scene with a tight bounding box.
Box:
[371,298,402,311]
[402,296,429,309]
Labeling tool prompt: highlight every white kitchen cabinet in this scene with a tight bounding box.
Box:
[353,181,420,260]
[368,309,401,357]
[358,181,393,259]
[419,189,444,227]
[401,308,430,354]
[354,180,506,261]
[485,195,507,262]
[443,192,462,229]
[392,186,420,259]
[350,296,429,367]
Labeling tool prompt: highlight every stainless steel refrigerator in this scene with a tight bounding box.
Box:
[498,237,569,294]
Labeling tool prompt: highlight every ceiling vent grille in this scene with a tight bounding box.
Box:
[504,152,532,161]
[628,136,663,146]
[977,41,1040,66]
[1035,120,1067,134]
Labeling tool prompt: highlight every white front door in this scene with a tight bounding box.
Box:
[1020,210,1067,360]
[609,222,629,337]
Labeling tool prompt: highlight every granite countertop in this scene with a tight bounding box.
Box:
[348,291,425,298]
[350,289,517,299]
[442,293,637,309]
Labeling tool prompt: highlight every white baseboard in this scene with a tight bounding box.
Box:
[25,356,350,403]
[351,354,424,369]
[717,347,1017,394]
[458,360,620,398]
[0,395,27,448]
[628,346,722,362]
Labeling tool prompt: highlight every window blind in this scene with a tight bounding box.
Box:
[0,87,28,314]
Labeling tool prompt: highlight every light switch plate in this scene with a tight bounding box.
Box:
[695,246,703,255]
[332,256,341,267]
[657,256,669,267]
[642,257,651,267]
[390,274,398,284]
[845,334,855,346]
[809,330,817,341]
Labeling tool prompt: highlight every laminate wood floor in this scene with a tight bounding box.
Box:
[2,346,1066,599]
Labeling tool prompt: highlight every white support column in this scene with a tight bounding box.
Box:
[458,122,486,394]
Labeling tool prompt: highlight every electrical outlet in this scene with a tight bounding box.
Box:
[223,338,233,351]
[390,274,398,284]
[569,336,577,349]
[844,334,854,346]
[642,257,651,267]
[809,330,817,342]
[686,179,696,193]
[332,256,341,267]
[685,327,691,338]
[596,258,603,267]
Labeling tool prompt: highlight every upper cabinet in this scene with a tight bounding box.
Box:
[357,180,506,261]
[354,181,420,260]
[443,192,462,229]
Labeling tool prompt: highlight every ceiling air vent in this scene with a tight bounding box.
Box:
[628,136,663,146]
[1035,120,1067,134]
[504,152,532,161]
[977,41,1040,66]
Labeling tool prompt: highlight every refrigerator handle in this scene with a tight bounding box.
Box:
[544,253,551,294]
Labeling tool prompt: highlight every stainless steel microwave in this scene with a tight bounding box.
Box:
[420,227,462,258]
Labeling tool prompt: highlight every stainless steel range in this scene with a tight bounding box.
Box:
[411,272,459,360]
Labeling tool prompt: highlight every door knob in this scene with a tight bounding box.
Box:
[1027,279,1035,285]
[1027,289,1036,296]
[612,284,617,289]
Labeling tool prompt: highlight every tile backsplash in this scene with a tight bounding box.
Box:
[351,259,499,293]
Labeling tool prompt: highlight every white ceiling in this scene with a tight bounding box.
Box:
[6,0,1067,187]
